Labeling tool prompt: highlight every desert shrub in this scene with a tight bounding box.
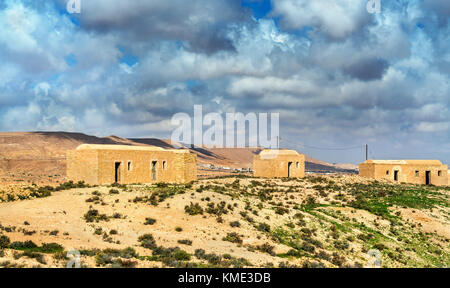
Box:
[83,209,109,223]
[175,227,183,232]
[138,234,157,250]
[334,240,350,250]
[287,249,302,257]
[357,233,374,242]
[257,223,271,233]
[373,243,388,251]
[19,250,46,264]
[9,240,38,250]
[55,181,89,191]
[0,235,10,249]
[9,241,63,254]
[110,230,118,235]
[206,201,228,216]
[151,246,191,266]
[184,203,203,215]
[275,206,289,215]
[110,183,127,189]
[317,250,331,261]
[22,229,36,236]
[92,191,101,196]
[194,249,206,259]
[111,258,138,268]
[177,239,193,246]
[112,212,123,219]
[222,232,243,244]
[331,252,347,267]
[306,195,317,205]
[279,261,298,268]
[255,243,275,256]
[302,260,325,268]
[95,247,138,267]
[230,221,241,228]
[109,189,120,195]
[148,185,186,206]
[286,222,295,229]
[40,243,64,253]
[85,196,100,203]
[172,250,191,261]
[194,249,249,267]
[144,218,157,225]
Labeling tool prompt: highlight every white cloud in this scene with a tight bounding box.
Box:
[271,0,367,38]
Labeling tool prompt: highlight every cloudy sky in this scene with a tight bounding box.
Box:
[0,0,449,164]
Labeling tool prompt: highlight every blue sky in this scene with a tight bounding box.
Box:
[0,0,449,164]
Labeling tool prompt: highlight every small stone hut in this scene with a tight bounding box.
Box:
[359,160,448,186]
[67,144,197,185]
[253,149,305,178]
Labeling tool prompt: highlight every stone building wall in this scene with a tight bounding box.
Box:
[66,149,99,184]
[253,150,305,178]
[359,160,448,186]
[67,144,197,185]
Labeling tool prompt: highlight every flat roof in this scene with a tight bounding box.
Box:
[75,144,190,153]
[258,149,300,156]
[363,159,443,165]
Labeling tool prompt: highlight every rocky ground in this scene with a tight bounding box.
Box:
[0,175,448,268]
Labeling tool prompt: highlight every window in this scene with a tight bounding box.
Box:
[438,171,442,176]
[296,162,299,168]
[415,171,419,177]
[127,161,132,171]
[386,170,389,175]
[163,161,167,170]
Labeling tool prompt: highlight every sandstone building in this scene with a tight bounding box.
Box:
[67,144,197,185]
[359,160,448,186]
[253,149,305,178]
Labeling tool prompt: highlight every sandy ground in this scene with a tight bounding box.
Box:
[0,175,448,268]
[0,185,289,267]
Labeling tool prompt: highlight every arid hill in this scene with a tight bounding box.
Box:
[0,175,448,268]
[0,132,356,184]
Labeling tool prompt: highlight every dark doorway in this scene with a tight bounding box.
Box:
[288,162,293,177]
[115,162,121,183]
[151,161,157,181]
[394,170,399,181]
[425,171,431,185]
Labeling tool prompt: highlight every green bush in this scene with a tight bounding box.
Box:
[230,221,241,228]
[0,235,10,249]
[184,203,203,215]
[144,218,157,225]
[83,209,109,223]
[138,234,157,250]
[257,223,271,233]
[109,189,120,195]
[177,239,193,246]
[222,232,243,244]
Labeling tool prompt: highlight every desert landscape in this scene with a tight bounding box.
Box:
[0,132,448,268]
